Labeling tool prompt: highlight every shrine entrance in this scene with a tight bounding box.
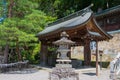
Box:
[36,5,112,76]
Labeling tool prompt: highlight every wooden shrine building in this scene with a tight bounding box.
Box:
[36,4,112,70]
[95,5,120,32]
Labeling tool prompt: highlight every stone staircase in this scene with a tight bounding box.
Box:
[110,53,120,80]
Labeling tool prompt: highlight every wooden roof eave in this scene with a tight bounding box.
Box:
[92,17,113,40]
[83,29,107,41]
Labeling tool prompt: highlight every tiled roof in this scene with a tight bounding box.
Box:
[95,5,120,17]
[36,4,115,39]
[36,7,92,37]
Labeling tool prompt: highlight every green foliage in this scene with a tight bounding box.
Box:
[0,0,56,63]
[38,0,120,18]
[31,44,40,64]
[48,46,57,52]
[91,0,106,11]
[38,0,91,18]
[20,43,40,64]
[22,10,56,33]
[90,61,110,68]
[13,0,39,17]
[107,0,120,8]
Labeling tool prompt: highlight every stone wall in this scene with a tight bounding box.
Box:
[71,31,120,60]
[98,32,120,56]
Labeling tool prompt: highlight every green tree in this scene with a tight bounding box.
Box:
[0,0,56,63]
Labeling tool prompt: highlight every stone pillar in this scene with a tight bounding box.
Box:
[84,39,91,66]
[40,40,48,66]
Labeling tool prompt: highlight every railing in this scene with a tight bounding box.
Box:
[110,53,120,80]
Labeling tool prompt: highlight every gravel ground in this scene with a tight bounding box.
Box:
[0,68,111,80]
[78,69,111,80]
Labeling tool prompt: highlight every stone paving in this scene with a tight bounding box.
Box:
[0,67,111,80]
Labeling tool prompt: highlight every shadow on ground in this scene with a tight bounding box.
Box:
[3,68,41,74]
[83,72,96,76]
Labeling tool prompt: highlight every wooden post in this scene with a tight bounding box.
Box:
[84,39,91,66]
[96,41,99,76]
[100,54,102,70]
[40,41,48,66]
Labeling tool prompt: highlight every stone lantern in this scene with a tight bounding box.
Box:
[53,31,75,67]
[49,31,79,80]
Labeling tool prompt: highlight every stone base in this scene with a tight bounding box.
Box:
[49,67,79,80]
[56,64,72,68]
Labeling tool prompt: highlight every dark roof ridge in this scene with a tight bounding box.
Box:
[47,4,93,27]
[95,5,120,17]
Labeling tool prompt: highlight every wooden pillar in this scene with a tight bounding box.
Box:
[96,41,99,76]
[84,39,91,66]
[40,40,48,66]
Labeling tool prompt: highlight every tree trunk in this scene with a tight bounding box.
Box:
[4,42,9,63]
[23,42,29,59]
[8,0,14,18]
[16,38,22,61]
